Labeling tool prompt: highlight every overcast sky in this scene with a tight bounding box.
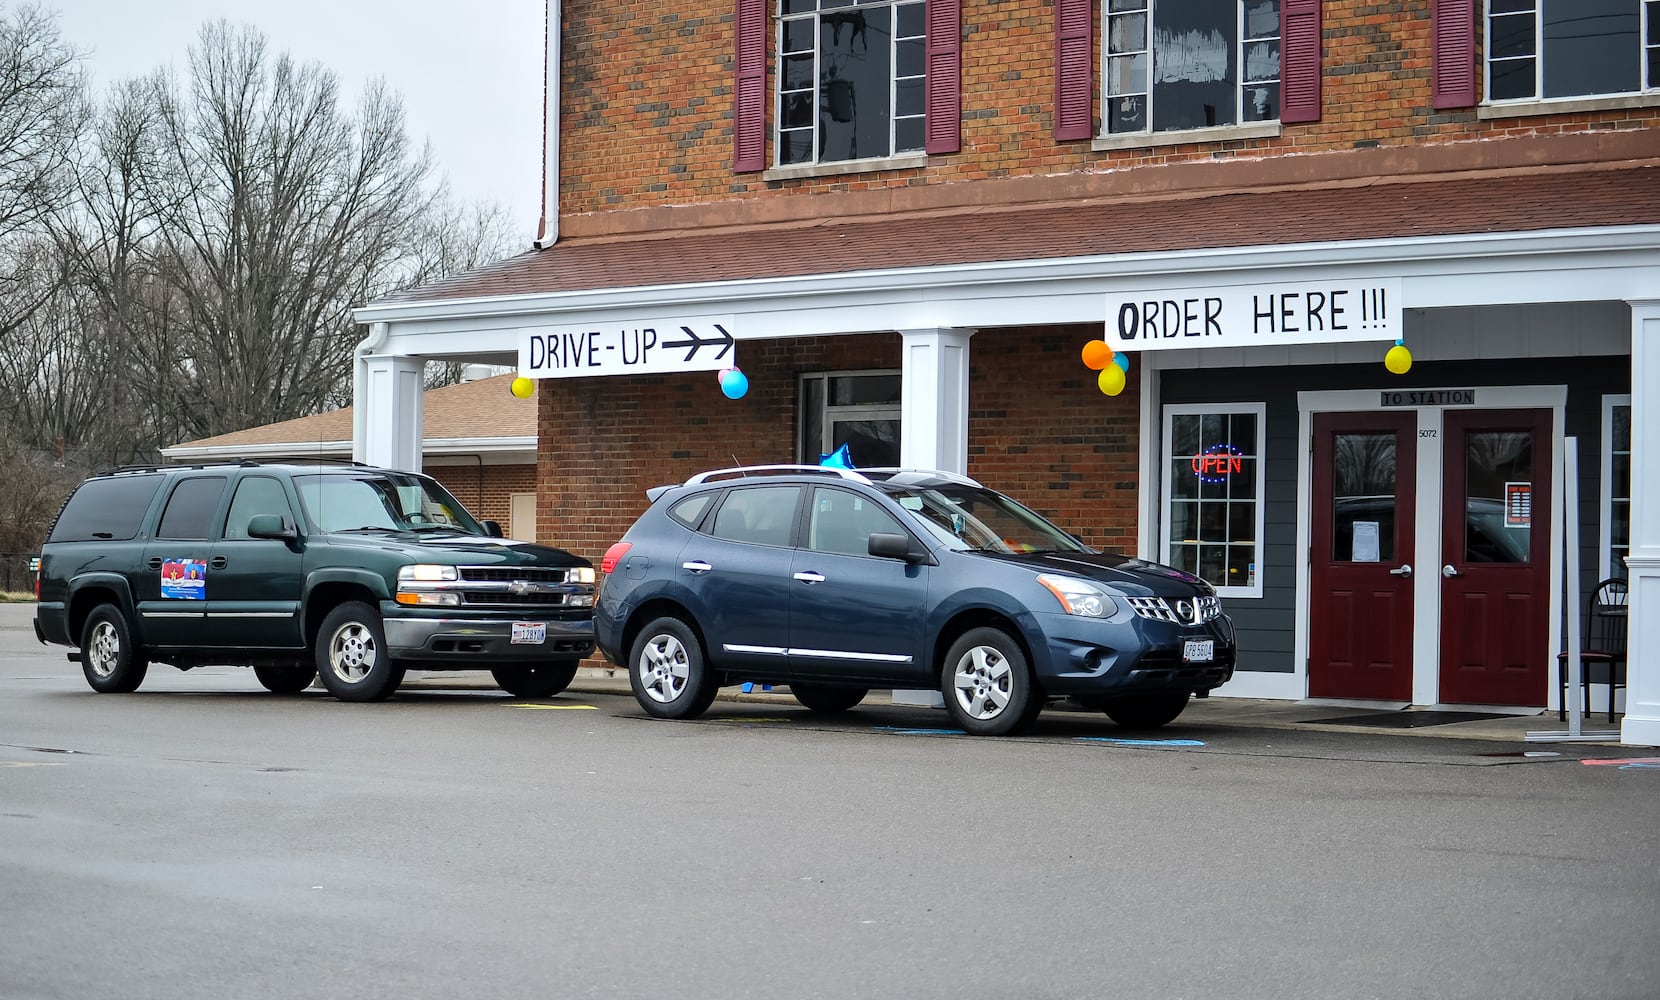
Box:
[54,0,547,235]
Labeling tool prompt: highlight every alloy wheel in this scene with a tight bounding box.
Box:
[951,643,1013,720]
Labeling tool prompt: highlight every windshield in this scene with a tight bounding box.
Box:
[294,472,484,535]
[880,484,1092,554]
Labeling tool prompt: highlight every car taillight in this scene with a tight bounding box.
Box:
[600,542,632,575]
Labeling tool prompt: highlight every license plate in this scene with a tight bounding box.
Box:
[1183,639,1215,663]
[511,622,546,645]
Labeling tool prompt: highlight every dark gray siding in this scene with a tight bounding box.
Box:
[1160,356,1628,678]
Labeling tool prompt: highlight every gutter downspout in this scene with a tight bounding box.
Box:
[533,0,561,249]
[352,321,390,464]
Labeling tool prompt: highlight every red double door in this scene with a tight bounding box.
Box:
[1309,409,1552,706]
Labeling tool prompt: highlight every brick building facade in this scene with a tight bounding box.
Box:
[355,1,1660,743]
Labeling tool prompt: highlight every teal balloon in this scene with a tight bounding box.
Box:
[1112,352,1130,373]
[719,369,749,399]
[819,443,855,469]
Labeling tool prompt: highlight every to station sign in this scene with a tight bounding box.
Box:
[517,316,737,379]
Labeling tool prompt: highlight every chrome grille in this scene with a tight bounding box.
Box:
[458,566,571,584]
[452,565,592,609]
[1127,595,1222,625]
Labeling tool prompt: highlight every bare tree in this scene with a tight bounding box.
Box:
[144,21,436,441]
[0,2,80,336]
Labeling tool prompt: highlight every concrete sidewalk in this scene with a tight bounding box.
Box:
[405,666,1629,746]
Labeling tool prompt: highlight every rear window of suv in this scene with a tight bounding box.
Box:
[48,474,165,542]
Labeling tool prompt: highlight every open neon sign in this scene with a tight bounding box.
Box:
[1191,445,1243,483]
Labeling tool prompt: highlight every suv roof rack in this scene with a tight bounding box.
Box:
[857,468,983,488]
[683,464,873,486]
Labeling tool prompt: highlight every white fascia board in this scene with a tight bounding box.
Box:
[353,225,1660,340]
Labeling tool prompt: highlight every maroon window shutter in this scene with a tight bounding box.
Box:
[1431,0,1477,109]
[924,0,961,154]
[733,0,766,172]
[1280,0,1322,123]
[1054,0,1092,141]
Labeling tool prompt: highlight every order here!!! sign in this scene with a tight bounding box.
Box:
[1104,278,1402,351]
[517,316,737,378]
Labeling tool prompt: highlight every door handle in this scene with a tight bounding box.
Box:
[147,557,163,570]
[681,560,712,574]
[1442,564,1462,578]
[792,571,825,584]
[210,556,228,570]
[1389,564,1412,578]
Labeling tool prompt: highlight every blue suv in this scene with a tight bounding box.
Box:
[594,466,1235,736]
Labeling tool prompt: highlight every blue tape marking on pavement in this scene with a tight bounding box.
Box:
[874,726,967,736]
[1075,737,1207,747]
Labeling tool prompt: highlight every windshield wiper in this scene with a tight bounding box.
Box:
[408,524,469,534]
[339,525,400,533]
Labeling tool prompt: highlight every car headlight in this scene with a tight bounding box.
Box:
[1036,574,1117,618]
[399,564,458,582]
[568,566,596,585]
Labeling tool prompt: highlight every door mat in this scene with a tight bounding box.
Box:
[1305,711,1516,728]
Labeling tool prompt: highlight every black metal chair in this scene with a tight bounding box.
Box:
[1557,577,1628,722]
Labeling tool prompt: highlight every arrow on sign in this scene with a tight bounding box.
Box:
[661,324,734,362]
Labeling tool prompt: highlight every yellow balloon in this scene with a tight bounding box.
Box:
[1384,345,1413,375]
[1097,364,1126,396]
[510,376,535,398]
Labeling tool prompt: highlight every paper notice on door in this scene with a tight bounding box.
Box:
[1352,521,1380,563]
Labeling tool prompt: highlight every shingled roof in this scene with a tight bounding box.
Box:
[163,373,535,459]
[373,161,1660,307]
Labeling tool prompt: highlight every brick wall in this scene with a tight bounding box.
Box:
[426,463,537,528]
[535,327,1140,563]
[557,0,1659,220]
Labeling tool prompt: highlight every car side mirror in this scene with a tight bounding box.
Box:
[246,514,297,540]
[481,519,505,538]
[868,532,925,563]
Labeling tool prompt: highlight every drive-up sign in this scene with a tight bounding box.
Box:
[518,316,736,378]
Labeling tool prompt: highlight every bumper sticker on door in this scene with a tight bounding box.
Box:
[160,559,206,600]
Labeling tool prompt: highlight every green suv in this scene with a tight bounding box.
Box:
[33,462,596,702]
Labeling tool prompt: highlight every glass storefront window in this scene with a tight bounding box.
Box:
[1162,403,1265,595]
[1605,395,1631,580]
[799,370,902,469]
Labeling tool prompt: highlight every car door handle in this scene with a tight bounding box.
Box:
[682,560,712,574]
[1388,564,1412,578]
[147,557,163,570]
[1442,564,1462,578]
[210,556,228,570]
[792,571,825,584]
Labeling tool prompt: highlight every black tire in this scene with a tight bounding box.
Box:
[939,626,1042,737]
[314,602,405,702]
[789,682,868,714]
[255,665,316,694]
[492,660,581,699]
[628,616,719,720]
[1101,691,1191,730]
[79,604,148,694]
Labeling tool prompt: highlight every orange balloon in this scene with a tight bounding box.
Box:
[1081,339,1114,371]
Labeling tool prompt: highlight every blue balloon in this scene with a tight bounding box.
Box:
[719,369,748,399]
[1112,352,1130,373]
[819,443,855,469]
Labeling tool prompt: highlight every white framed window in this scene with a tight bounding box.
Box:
[1104,0,1281,135]
[1602,394,1631,580]
[777,0,926,166]
[1161,403,1266,597]
[798,370,902,467]
[1487,1,1658,103]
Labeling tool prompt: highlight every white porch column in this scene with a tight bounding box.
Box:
[893,327,973,709]
[898,327,974,474]
[1622,301,1660,747]
[355,354,425,472]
